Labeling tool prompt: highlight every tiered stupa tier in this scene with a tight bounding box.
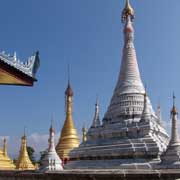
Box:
[0,139,15,170]
[16,133,35,170]
[67,0,169,169]
[40,122,63,171]
[56,81,80,161]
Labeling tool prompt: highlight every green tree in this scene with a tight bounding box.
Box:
[39,150,47,166]
[27,146,36,165]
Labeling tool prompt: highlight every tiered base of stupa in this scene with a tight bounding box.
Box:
[67,120,169,169]
[0,151,15,170]
[158,144,180,169]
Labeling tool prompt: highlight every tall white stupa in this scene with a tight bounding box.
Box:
[67,0,169,169]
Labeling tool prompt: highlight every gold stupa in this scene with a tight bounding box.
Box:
[56,81,80,160]
[16,133,35,170]
[0,138,15,170]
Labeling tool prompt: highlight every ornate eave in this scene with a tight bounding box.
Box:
[0,51,40,86]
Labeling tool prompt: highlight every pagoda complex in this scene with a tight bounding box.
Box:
[56,81,80,162]
[67,0,169,169]
[16,133,35,170]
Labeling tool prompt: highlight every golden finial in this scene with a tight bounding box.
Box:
[65,65,73,97]
[122,0,134,23]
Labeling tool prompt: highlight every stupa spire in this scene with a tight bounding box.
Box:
[49,118,55,152]
[103,0,151,122]
[117,0,144,94]
[170,93,180,145]
[141,91,151,122]
[91,97,101,128]
[160,94,180,166]
[16,130,35,170]
[40,120,63,171]
[56,78,80,161]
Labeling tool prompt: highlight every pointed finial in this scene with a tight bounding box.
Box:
[50,115,55,132]
[51,114,54,126]
[24,126,26,137]
[122,0,134,23]
[171,93,178,115]
[68,64,70,85]
[173,92,176,107]
[65,64,73,96]
[95,95,99,105]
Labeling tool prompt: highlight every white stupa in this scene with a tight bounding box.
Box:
[39,122,63,171]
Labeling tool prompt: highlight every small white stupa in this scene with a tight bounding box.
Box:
[40,122,63,171]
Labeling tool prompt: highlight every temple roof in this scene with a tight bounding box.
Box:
[0,51,40,86]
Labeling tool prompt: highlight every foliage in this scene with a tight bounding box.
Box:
[27,146,36,165]
[38,150,47,166]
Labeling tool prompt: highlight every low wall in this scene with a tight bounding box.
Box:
[0,169,179,180]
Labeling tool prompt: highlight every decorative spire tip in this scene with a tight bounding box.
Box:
[171,92,178,115]
[122,0,135,23]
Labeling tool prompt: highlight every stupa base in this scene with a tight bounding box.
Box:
[65,158,161,169]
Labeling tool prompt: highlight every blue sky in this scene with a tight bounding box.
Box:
[0,0,179,156]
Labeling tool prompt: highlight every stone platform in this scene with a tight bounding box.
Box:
[0,170,180,180]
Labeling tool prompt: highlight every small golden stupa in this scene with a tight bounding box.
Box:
[56,81,80,160]
[16,133,35,170]
[0,138,15,170]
